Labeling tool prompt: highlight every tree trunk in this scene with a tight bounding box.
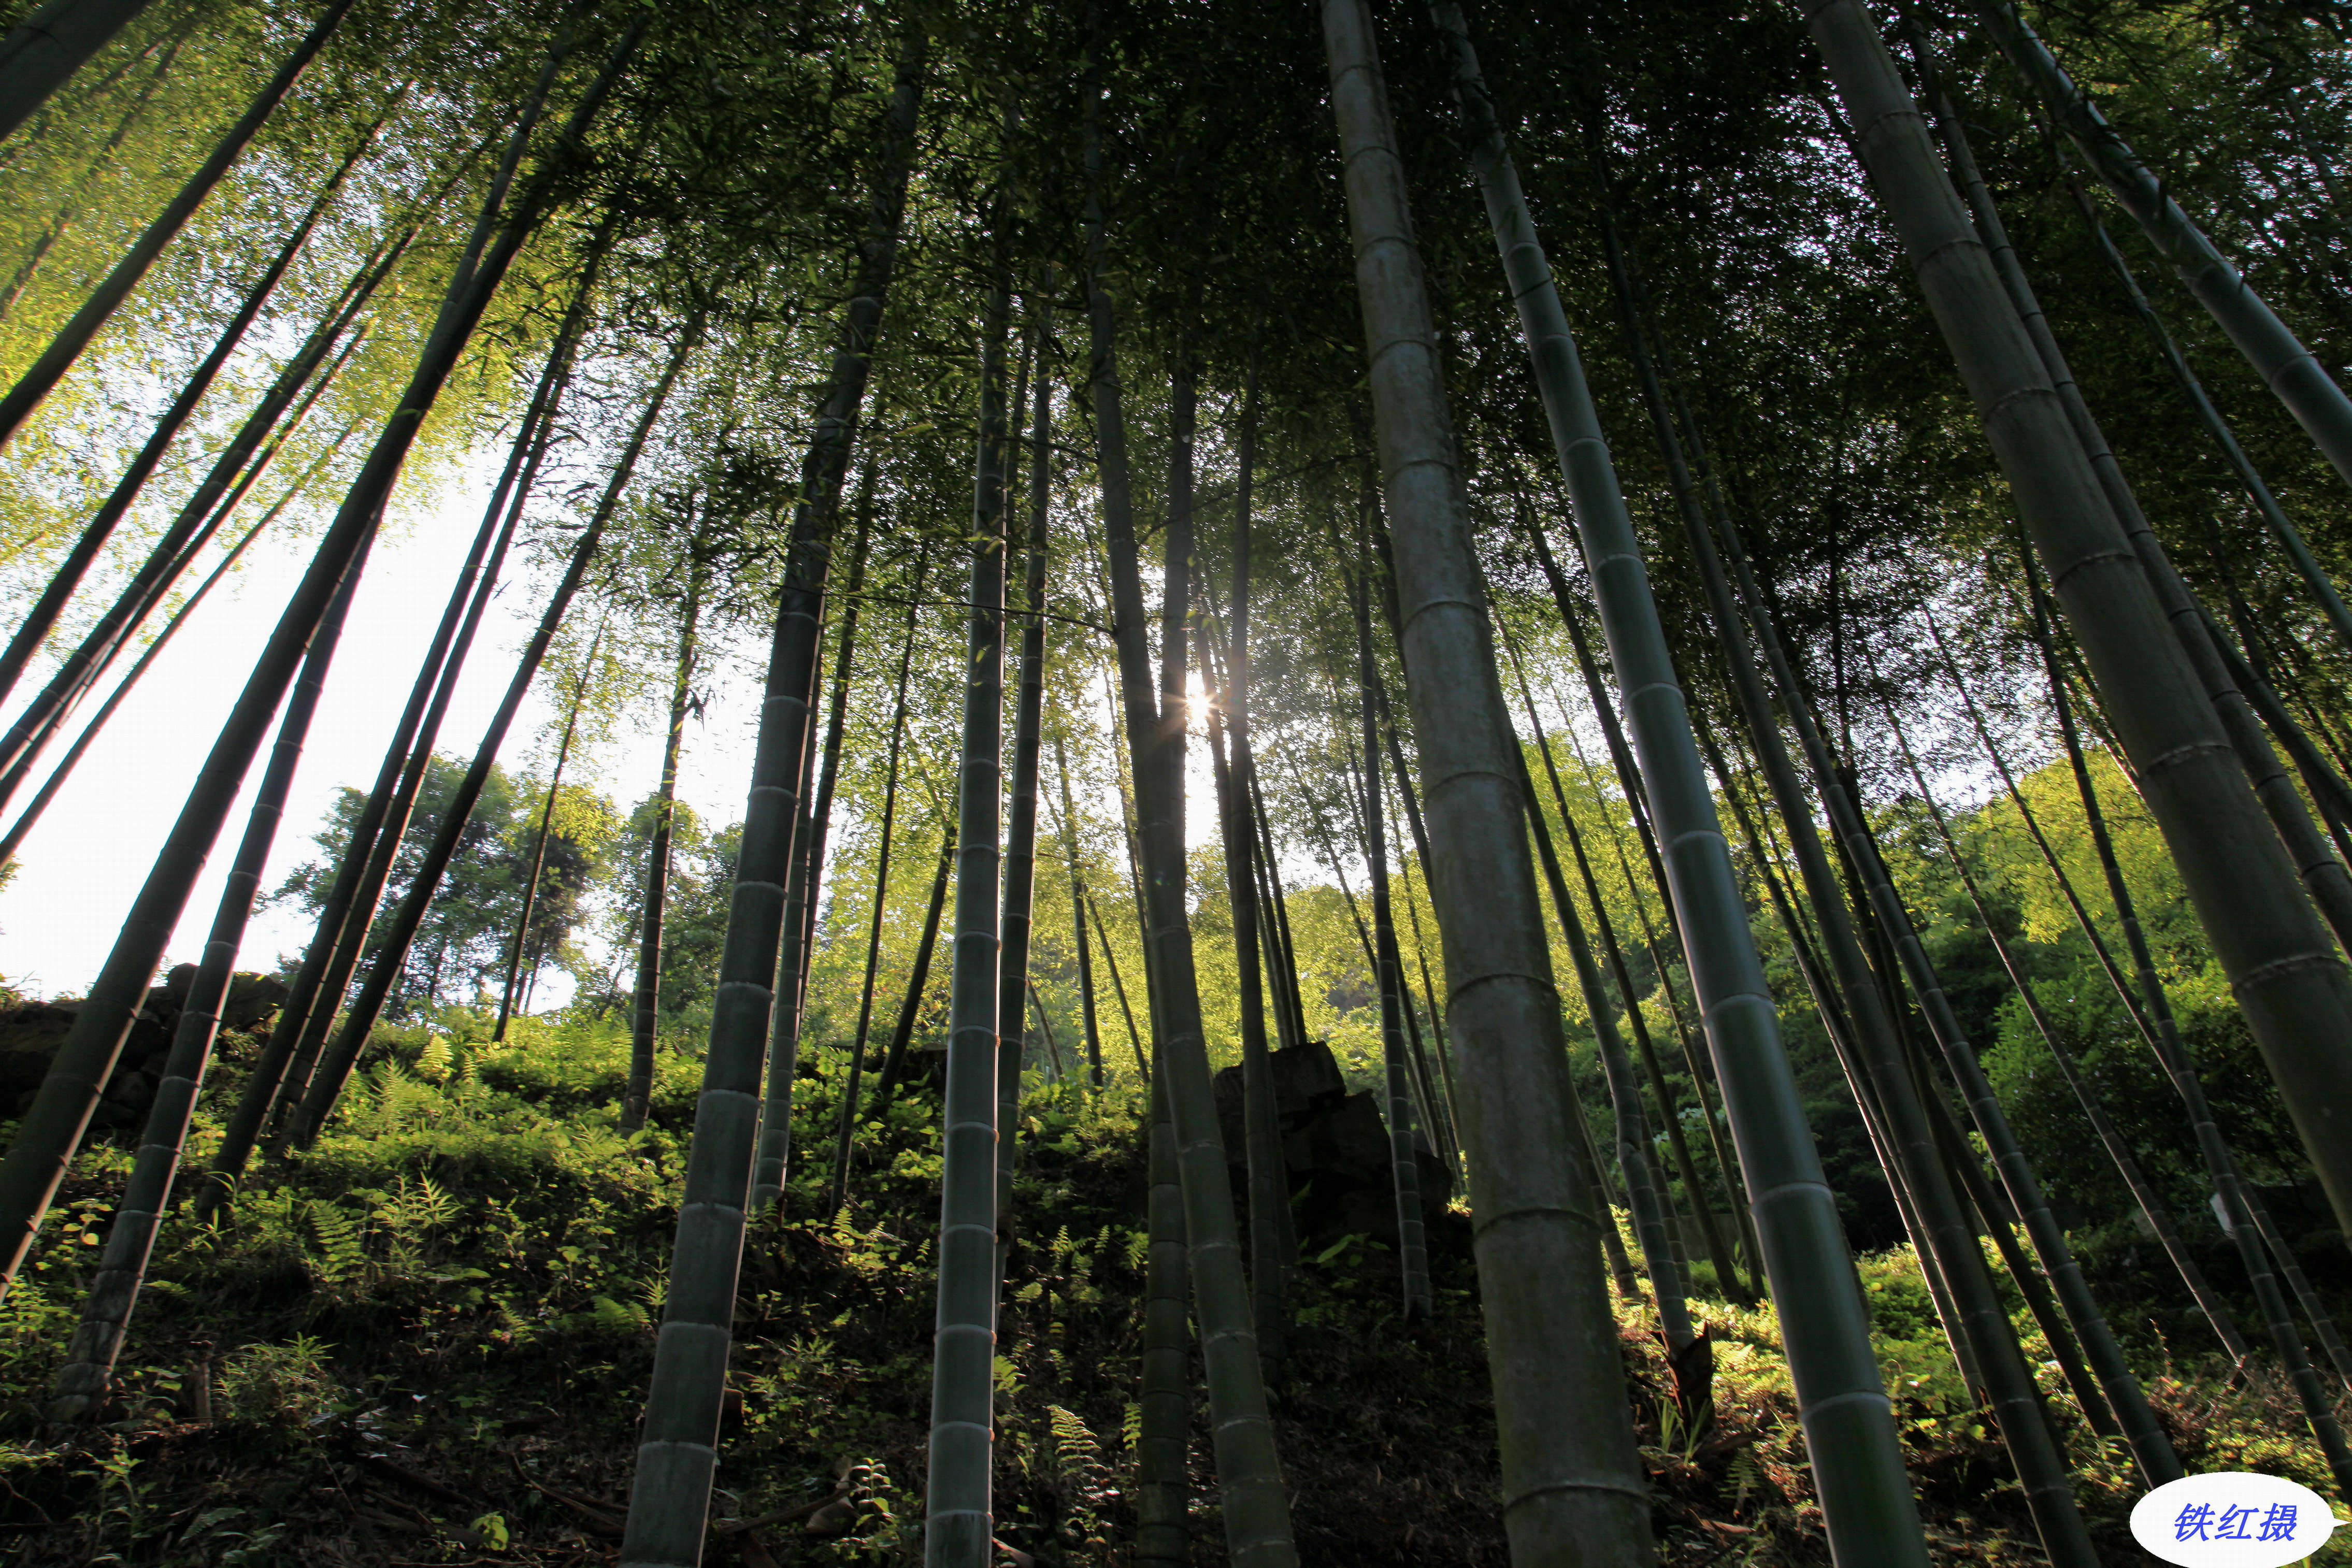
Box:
[0,0,356,449]
[1812,0,2352,1249]
[290,311,695,1147]
[921,217,1011,1568]
[0,0,160,144]
[1086,52,1294,1566]
[826,547,927,1216]
[1331,8,1646,1563]
[791,467,879,1011]
[45,545,363,1421]
[0,16,640,1295]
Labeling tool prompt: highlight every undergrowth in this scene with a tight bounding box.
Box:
[0,1008,2340,1564]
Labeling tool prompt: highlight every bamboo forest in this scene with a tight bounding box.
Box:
[16,0,2352,1561]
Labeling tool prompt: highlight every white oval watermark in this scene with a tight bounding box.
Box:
[2130,1473,2340,1566]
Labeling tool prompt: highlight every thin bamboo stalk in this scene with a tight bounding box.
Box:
[497,623,604,1042]
[45,542,364,1421]
[618,576,701,1118]
[290,311,698,1145]
[0,0,357,448]
[0,17,639,1295]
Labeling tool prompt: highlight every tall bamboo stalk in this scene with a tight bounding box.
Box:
[790,469,879,1013]
[0,0,160,143]
[994,315,1052,1290]
[827,549,927,1216]
[1810,0,2352,1246]
[612,82,926,1559]
[875,824,954,1101]
[0,0,357,449]
[1696,462,2177,1477]
[615,577,700,1117]
[1884,699,2253,1365]
[45,549,364,1421]
[1053,732,1104,1087]
[1085,50,1293,1564]
[2024,566,2352,1493]
[1431,6,1927,1554]
[1974,0,2352,491]
[0,125,373,708]
[0,233,396,809]
[497,623,603,1042]
[922,220,1011,1568]
[290,315,697,1146]
[1355,541,1432,1321]
[1332,8,1646,1562]
[0,18,640,1295]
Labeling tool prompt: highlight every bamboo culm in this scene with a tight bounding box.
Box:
[826,550,928,1216]
[0,125,373,709]
[1697,447,2178,1480]
[1335,8,1649,1563]
[499,624,605,1042]
[618,571,697,1133]
[615,31,926,1566]
[45,547,366,1421]
[0,16,641,1296]
[289,315,697,1147]
[1810,0,2352,1252]
[2022,567,2352,1496]
[1973,0,2352,493]
[0,232,397,812]
[1431,7,1924,1556]
[1355,557,1431,1321]
[1084,51,1296,1566]
[0,0,160,143]
[922,226,1012,1568]
[1884,700,2255,1366]
[993,318,1052,1303]
[0,0,356,450]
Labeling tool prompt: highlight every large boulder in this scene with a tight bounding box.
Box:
[0,969,287,1129]
[1213,1039,1462,1256]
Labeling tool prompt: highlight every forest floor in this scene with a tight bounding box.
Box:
[0,1009,2340,1565]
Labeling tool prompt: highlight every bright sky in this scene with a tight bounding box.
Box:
[0,459,764,1002]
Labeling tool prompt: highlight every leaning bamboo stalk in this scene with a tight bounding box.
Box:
[1696,448,2177,1478]
[0,17,640,1296]
[1642,264,2091,1551]
[1052,732,1104,1087]
[615,574,699,1116]
[289,315,698,1147]
[0,0,161,143]
[1885,700,2254,1367]
[45,546,365,1421]
[0,0,357,449]
[0,232,396,810]
[1430,6,1925,1554]
[1502,623,1742,1305]
[0,123,375,707]
[1811,0,2352,1245]
[1332,8,1647,1562]
[1973,0,2352,492]
[2024,567,2352,1493]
